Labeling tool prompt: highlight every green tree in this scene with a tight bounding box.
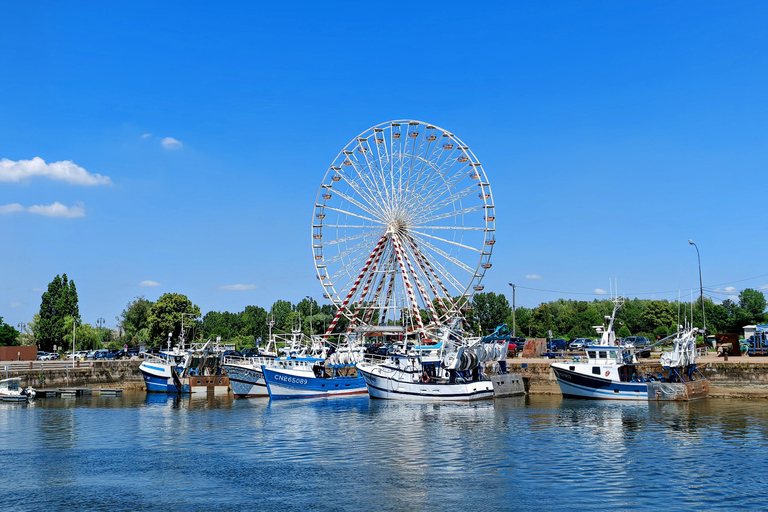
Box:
[640,301,675,334]
[469,292,512,335]
[270,300,294,332]
[121,296,154,344]
[36,274,80,352]
[0,317,20,346]
[148,293,201,346]
[740,289,767,322]
[63,317,101,351]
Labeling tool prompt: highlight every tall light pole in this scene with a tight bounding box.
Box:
[306,296,313,335]
[508,283,516,336]
[72,318,78,358]
[96,317,105,348]
[688,239,706,334]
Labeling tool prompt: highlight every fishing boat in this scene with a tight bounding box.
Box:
[262,337,367,399]
[140,338,230,393]
[221,329,327,398]
[356,319,509,401]
[550,298,709,401]
[0,377,35,402]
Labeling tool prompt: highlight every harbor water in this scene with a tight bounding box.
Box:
[1,393,767,511]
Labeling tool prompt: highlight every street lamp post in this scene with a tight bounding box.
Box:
[688,239,706,334]
[96,317,105,348]
[508,284,516,336]
[306,296,313,335]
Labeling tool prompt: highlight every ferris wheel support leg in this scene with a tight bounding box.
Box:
[391,233,425,332]
[396,236,440,325]
[324,234,388,336]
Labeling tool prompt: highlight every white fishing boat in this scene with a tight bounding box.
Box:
[0,378,36,402]
[140,337,231,394]
[262,335,367,399]
[356,320,509,401]
[222,329,327,398]
[551,298,709,401]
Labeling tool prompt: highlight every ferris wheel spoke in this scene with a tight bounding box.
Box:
[409,229,482,254]
[358,138,393,208]
[410,225,486,231]
[327,187,384,221]
[337,164,388,216]
[323,235,380,267]
[418,167,475,214]
[322,205,382,225]
[321,229,380,248]
[412,183,477,219]
[414,204,486,225]
[347,152,390,214]
[407,233,477,277]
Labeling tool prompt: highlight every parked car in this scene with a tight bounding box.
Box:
[104,349,124,359]
[37,351,55,360]
[548,338,568,351]
[621,336,650,348]
[508,337,526,354]
[568,338,592,350]
[92,349,110,359]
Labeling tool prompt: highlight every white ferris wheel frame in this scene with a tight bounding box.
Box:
[312,119,495,335]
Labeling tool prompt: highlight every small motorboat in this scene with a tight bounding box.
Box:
[0,378,36,402]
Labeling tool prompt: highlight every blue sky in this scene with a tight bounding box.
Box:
[2,1,767,330]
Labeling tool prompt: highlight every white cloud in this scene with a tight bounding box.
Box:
[0,157,111,185]
[161,137,183,149]
[0,203,25,214]
[139,280,161,287]
[141,133,152,139]
[759,284,768,290]
[10,302,20,308]
[728,295,739,302]
[594,288,608,295]
[2,202,85,217]
[219,284,257,291]
[27,201,85,218]
[525,274,541,280]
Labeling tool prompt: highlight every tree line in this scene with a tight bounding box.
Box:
[3,273,767,350]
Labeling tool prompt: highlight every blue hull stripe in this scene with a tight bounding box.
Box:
[552,367,649,400]
[358,369,493,399]
[141,373,190,394]
[262,367,366,399]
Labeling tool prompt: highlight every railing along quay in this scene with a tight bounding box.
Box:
[1,359,145,390]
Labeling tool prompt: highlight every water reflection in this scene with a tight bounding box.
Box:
[1,393,768,511]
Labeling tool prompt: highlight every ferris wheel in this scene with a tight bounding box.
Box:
[312,120,495,335]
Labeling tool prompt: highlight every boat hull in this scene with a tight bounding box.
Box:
[222,363,268,397]
[357,364,493,401]
[139,362,190,393]
[551,366,708,401]
[263,366,367,399]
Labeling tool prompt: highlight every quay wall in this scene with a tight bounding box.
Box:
[1,360,145,390]
[508,355,768,398]
[4,356,768,397]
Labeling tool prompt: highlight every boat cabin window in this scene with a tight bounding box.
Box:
[587,351,596,359]
[592,366,601,375]
[598,351,607,359]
